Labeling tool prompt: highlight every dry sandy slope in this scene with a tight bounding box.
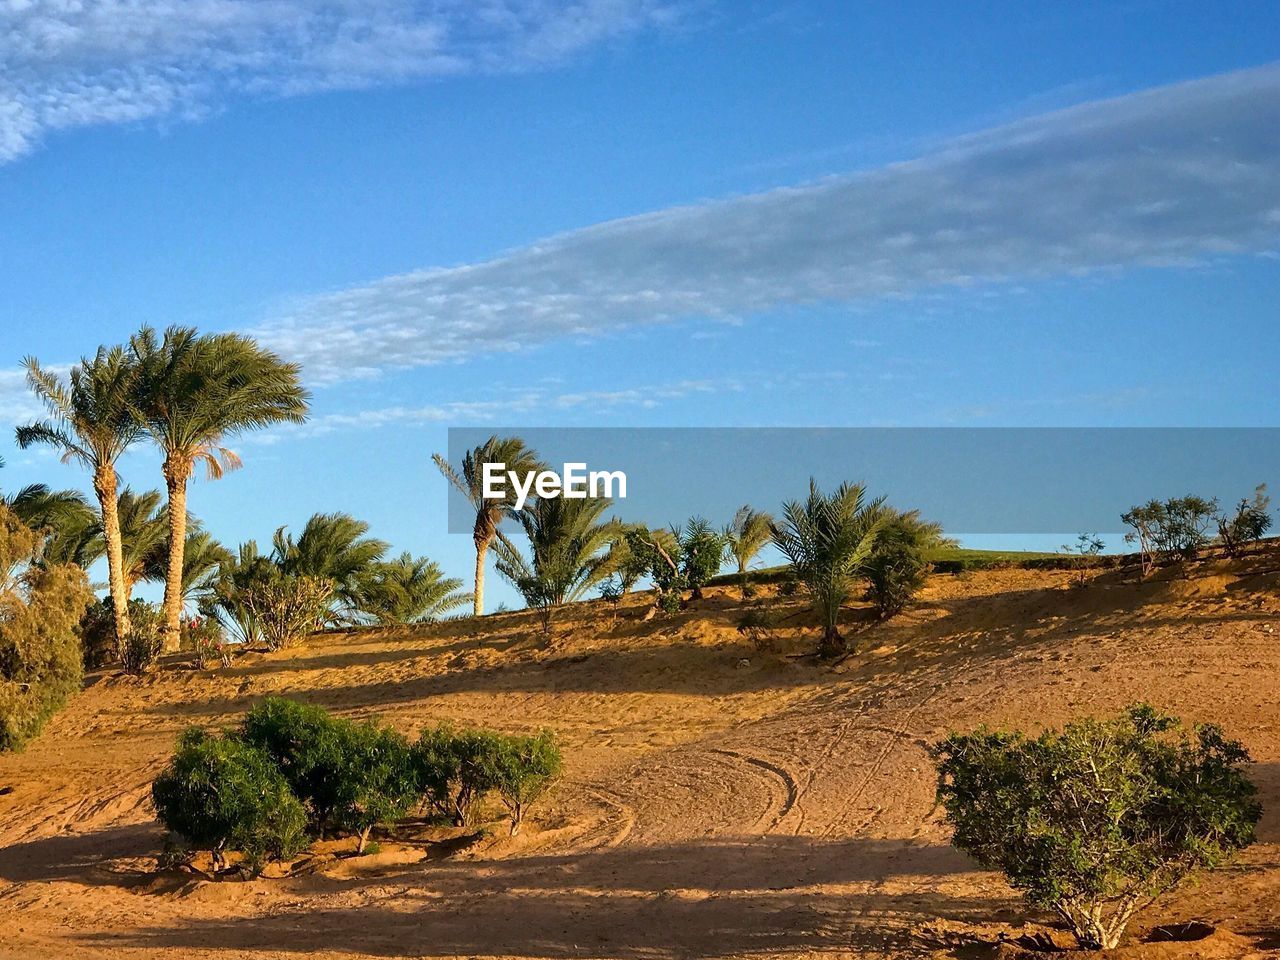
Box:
[1,559,1279,959]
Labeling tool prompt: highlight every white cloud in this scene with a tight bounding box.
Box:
[256,62,1280,384]
[254,376,735,442]
[0,0,688,162]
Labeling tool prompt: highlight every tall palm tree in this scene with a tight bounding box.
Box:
[2,484,101,568]
[129,326,309,649]
[361,553,470,625]
[112,487,169,595]
[142,527,232,606]
[272,512,388,624]
[725,505,775,597]
[771,480,890,658]
[432,436,543,617]
[15,347,142,648]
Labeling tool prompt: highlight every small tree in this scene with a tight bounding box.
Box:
[1061,532,1105,587]
[1218,484,1272,558]
[771,480,889,657]
[1122,495,1219,573]
[725,506,774,598]
[151,727,309,872]
[624,527,685,614]
[933,705,1260,950]
[480,730,563,836]
[119,602,165,675]
[597,575,623,622]
[676,516,726,601]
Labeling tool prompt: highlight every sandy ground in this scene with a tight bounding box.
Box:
[2,557,1280,959]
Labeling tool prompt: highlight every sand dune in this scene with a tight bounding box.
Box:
[2,558,1279,959]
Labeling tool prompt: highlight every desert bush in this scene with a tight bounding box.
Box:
[1122,495,1219,572]
[479,729,562,835]
[184,616,232,668]
[1218,484,1272,558]
[676,516,726,601]
[241,573,333,651]
[151,727,308,871]
[933,704,1260,950]
[735,607,775,650]
[0,506,95,752]
[239,697,415,848]
[623,527,685,614]
[411,723,503,826]
[864,511,944,619]
[119,602,164,675]
[597,575,623,619]
[77,597,122,669]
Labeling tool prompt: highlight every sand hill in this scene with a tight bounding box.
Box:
[1,558,1278,960]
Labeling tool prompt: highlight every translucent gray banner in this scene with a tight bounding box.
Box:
[444,428,1279,536]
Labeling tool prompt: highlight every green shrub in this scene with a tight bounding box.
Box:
[676,516,726,601]
[239,697,416,848]
[411,723,503,826]
[119,602,164,675]
[0,508,95,752]
[735,608,775,650]
[623,527,685,614]
[480,730,562,835]
[1122,495,1219,571]
[151,727,308,871]
[184,616,232,668]
[1218,484,1272,557]
[933,705,1260,950]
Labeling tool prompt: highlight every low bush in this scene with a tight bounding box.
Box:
[480,729,562,836]
[239,697,416,849]
[119,603,164,675]
[676,517,726,601]
[0,506,95,752]
[184,616,232,668]
[412,724,562,834]
[412,723,502,826]
[1218,484,1272,557]
[1123,495,1219,572]
[151,728,308,871]
[241,574,333,651]
[933,704,1260,950]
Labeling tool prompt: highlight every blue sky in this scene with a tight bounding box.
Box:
[1,1,1278,607]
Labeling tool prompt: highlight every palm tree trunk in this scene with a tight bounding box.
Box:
[160,457,189,652]
[93,464,132,655]
[473,536,488,617]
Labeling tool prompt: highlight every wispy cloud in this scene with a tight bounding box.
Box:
[256,63,1280,384]
[251,377,736,443]
[0,0,689,162]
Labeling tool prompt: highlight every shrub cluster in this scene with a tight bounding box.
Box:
[0,505,95,752]
[934,705,1260,950]
[151,697,563,870]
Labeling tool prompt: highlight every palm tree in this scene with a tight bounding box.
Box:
[112,487,169,595]
[432,436,543,617]
[2,484,101,568]
[771,480,890,658]
[361,553,470,624]
[129,326,309,649]
[725,506,774,597]
[15,347,142,649]
[494,494,621,631]
[143,528,232,606]
[271,512,388,624]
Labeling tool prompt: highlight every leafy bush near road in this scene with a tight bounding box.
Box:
[933,705,1260,950]
[151,728,309,871]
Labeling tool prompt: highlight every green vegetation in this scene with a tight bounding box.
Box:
[152,698,563,868]
[494,494,620,634]
[675,516,727,601]
[151,727,309,871]
[433,435,544,617]
[0,503,95,751]
[934,705,1261,949]
[724,506,773,598]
